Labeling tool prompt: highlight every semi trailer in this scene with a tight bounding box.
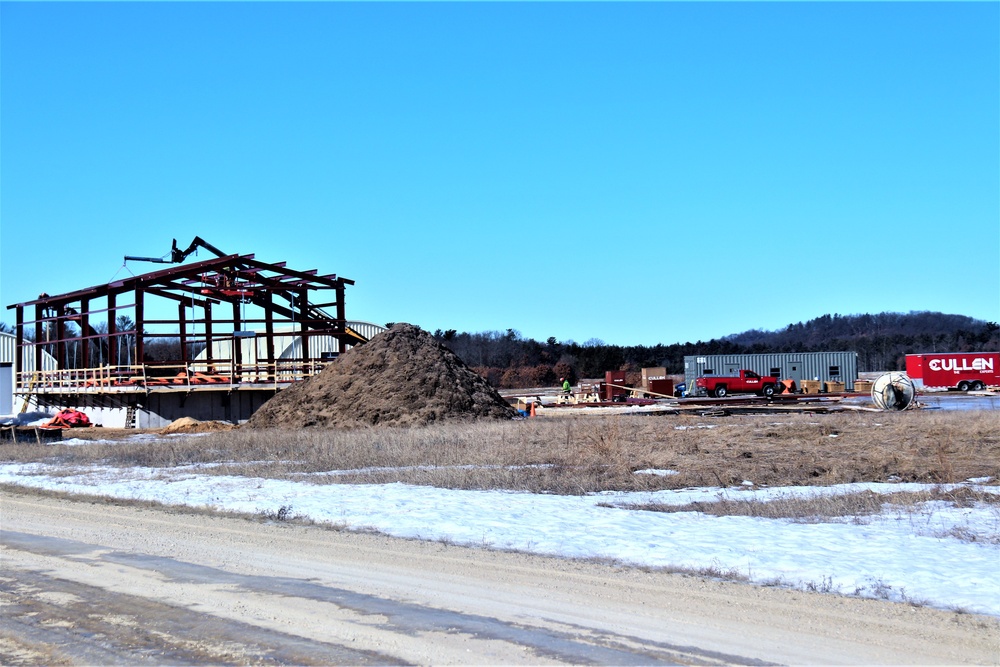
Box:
[904,352,1000,391]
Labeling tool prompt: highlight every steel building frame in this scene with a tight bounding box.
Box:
[7,252,360,397]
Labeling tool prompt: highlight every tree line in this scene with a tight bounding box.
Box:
[430,312,1000,389]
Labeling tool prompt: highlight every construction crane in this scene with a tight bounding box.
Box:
[124,237,226,265]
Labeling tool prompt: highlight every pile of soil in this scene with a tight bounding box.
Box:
[161,417,236,435]
[245,323,517,429]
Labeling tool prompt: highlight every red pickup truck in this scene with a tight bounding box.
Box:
[695,370,780,398]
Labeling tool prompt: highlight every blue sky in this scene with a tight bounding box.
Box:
[2,2,997,346]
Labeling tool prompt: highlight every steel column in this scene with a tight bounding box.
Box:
[107,292,118,367]
[14,306,23,388]
[135,289,144,366]
[81,298,92,369]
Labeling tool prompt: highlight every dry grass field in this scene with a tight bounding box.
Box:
[6,411,998,498]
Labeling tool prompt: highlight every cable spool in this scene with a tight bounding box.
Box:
[871,372,916,411]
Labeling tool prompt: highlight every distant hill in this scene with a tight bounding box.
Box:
[717,312,998,371]
[723,312,996,350]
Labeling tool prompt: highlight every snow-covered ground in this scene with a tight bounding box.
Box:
[2,433,998,617]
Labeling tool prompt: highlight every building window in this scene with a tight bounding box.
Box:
[703,369,714,375]
[829,365,840,377]
[770,367,781,377]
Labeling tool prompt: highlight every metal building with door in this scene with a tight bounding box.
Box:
[683,351,858,393]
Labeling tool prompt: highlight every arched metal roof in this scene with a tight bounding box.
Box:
[0,332,58,371]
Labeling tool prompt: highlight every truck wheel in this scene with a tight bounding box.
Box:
[714,385,727,398]
[957,381,970,392]
[971,381,985,391]
[762,384,775,398]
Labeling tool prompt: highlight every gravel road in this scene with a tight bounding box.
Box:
[2,489,997,665]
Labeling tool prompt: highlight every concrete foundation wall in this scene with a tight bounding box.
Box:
[28,389,278,430]
[82,407,129,429]
[138,391,276,429]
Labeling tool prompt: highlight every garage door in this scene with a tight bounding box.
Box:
[0,363,12,415]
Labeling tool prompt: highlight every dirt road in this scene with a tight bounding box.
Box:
[2,490,997,666]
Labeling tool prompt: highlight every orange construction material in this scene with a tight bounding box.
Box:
[41,409,91,429]
[190,372,228,384]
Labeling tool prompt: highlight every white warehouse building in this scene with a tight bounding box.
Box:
[0,331,59,415]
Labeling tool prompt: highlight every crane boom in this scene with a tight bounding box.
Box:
[125,237,227,265]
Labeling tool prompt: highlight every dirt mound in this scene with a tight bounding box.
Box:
[161,417,236,435]
[245,323,517,429]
